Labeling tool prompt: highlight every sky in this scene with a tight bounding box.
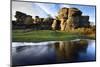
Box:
[12,1,96,25]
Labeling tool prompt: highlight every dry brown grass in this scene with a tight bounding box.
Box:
[65,27,95,35]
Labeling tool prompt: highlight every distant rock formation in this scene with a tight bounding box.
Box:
[15,11,33,25]
[13,11,53,30]
[52,7,90,31]
[12,11,34,29]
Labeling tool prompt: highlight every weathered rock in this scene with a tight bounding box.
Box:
[66,16,80,29]
[14,8,90,31]
[58,7,68,19]
[14,11,34,29]
[60,19,67,31]
[24,15,33,25]
[79,16,90,27]
[68,8,82,17]
[54,7,90,31]
[15,11,33,25]
[52,19,60,30]
[15,11,27,23]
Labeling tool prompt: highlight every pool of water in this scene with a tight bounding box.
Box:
[12,39,96,66]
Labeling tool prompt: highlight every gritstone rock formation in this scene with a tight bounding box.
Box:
[13,11,54,30]
[13,8,90,31]
[15,11,33,25]
[13,11,33,29]
[52,7,90,31]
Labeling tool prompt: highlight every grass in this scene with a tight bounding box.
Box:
[12,29,95,42]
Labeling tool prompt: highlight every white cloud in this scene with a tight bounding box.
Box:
[12,1,48,20]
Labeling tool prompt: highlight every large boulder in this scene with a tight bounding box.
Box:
[14,11,34,29]
[15,11,33,25]
[52,19,61,30]
[57,7,82,31]
[66,16,80,29]
[79,16,90,27]
[54,7,90,31]
[68,8,82,17]
[15,11,27,23]
[57,7,69,31]
[24,15,33,25]
[58,7,68,19]
[60,19,67,31]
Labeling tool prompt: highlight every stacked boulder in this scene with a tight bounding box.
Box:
[12,11,33,29]
[52,7,90,31]
[58,7,68,31]
[13,11,54,30]
[15,11,33,25]
[52,17,61,30]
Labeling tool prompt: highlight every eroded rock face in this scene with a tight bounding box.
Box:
[66,16,80,29]
[79,16,90,27]
[58,7,68,19]
[24,15,33,25]
[52,19,61,30]
[68,8,82,17]
[60,19,67,31]
[14,8,90,31]
[15,11,27,23]
[52,7,90,31]
[15,11,33,25]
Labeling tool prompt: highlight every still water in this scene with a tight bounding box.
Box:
[12,39,96,66]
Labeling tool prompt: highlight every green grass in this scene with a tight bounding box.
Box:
[12,29,95,42]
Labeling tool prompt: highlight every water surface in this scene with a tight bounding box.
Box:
[12,39,96,66]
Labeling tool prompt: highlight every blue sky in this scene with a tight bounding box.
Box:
[12,1,96,25]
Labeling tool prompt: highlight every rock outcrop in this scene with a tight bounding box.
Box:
[13,11,34,29]
[15,11,33,25]
[52,7,90,31]
[52,19,60,30]
[13,8,90,31]
[68,8,82,17]
[13,11,54,30]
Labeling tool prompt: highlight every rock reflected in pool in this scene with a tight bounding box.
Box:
[12,39,96,66]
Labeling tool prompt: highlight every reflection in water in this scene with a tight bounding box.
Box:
[54,40,88,62]
[16,46,31,52]
[12,39,96,66]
